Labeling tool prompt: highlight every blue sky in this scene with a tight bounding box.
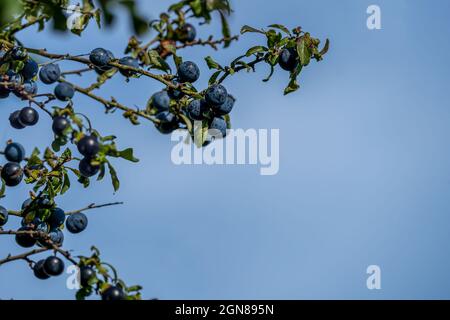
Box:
[1,0,450,299]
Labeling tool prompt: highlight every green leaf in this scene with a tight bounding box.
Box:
[219,11,231,48]
[245,45,268,57]
[193,120,209,148]
[284,78,300,95]
[94,9,102,28]
[205,56,222,70]
[107,161,120,192]
[209,70,222,85]
[147,50,171,73]
[189,0,204,16]
[319,38,330,56]
[266,29,282,48]
[297,37,311,67]
[58,148,72,165]
[223,114,232,129]
[126,285,143,293]
[97,163,106,181]
[118,148,139,163]
[240,25,265,35]
[0,179,5,198]
[268,24,291,35]
[179,113,193,134]
[284,65,302,95]
[61,171,70,195]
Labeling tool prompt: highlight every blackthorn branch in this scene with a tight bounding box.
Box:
[0,0,329,300]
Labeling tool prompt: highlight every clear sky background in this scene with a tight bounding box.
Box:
[1,0,450,299]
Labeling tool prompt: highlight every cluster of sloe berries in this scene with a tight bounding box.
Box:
[1,142,26,187]
[89,47,140,78]
[1,46,75,130]
[0,142,89,280]
[0,47,39,99]
[77,134,101,178]
[150,60,233,140]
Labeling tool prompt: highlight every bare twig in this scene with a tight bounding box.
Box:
[176,35,239,50]
[65,201,124,215]
[58,78,161,124]
[0,248,49,266]
[61,67,93,76]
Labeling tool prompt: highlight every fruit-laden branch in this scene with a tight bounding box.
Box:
[15,45,177,88]
[58,78,161,124]
[0,230,77,266]
[0,80,54,117]
[5,201,124,218]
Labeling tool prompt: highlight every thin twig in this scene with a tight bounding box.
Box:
[58,78,161,124]
[61,67,93,76]
[176,35,239,50]
[0,248,49,266]
[65,201,124,215]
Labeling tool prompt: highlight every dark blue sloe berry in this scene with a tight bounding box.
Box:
[79,158,100,178]
[39,64,61,84]
[47,228,64,247]
[4,142,25,162]
[168,80,185,100]
[52,116,70,135]
[178,23,197,43]
[80,266,96,287]
[212,95,235,116]
[9,110,25,129]
[21,59,39,80]
[77,135,100,158]
[19,107,39,126]
[43,256,64,276]
[54,82,75,101]
[1,162,23,187]
[35,220,50,234]
[0,206,8,226]
[0,86,10,99]
[205,84,228,106]
[24,80,38,95]
[22,198,33,210]
[210,117,227,138]
[14,80,38,97]
[89,48,114,67]
[118,56,139,77]
[47,207,65,229]
[279,47,299,71]
[187,99,208,120]
[102,286,125,301]
[156,111,176,124]
[151,91,170,111]
[15,226,36,248]
[66,212,88,234]
[94,51,115,74]
[177,61,200,83]
[33,259,50,280]
[155,121,179,135]
[37,195,53,209]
